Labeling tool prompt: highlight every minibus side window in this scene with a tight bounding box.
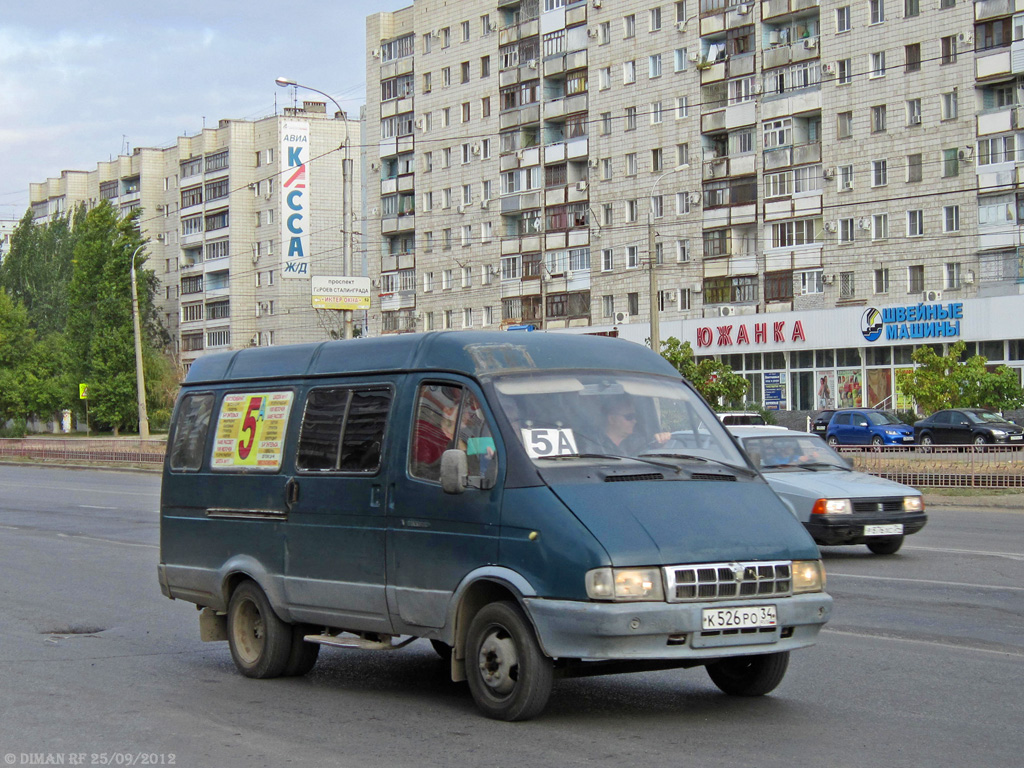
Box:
[169,393,214,471]
[411,384,497,484]
[297,386,393,473]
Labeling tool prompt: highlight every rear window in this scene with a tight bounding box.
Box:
[721,414,766,426]
[168,393,214,471]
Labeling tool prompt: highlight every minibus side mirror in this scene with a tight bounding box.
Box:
[441,449,469,494]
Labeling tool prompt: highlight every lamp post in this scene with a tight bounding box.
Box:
[275,77,353,339]
[129,244,150,438]
[647,165,690,355]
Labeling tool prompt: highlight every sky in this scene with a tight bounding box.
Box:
[0,1,403,221]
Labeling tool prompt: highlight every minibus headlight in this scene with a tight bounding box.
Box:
[792,560,826,593]
[903,496,924,513]
[586,567,665,601]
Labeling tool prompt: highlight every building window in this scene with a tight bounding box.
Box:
[908,264,925,293]
[839,164,854,190]
[946,262,962,289]
[623,60,636,84]
[941,91,958,120]
[625,106,638,131]
[907,154,923,183]
[873,214,889,240]
[603,294,615,318]
[799,270,823,295]
[869,0,885,24]
[905,43,921,73]
[871,159,888,187]
[906,99,921,126]
[627,292,639,316]
[676,96,689,118]
[871,105,887,133]
[765,271,794,302]
[839,272,856,300]
[907,210,924,237]
[940,36,957,65]
[602,248,614,271]
[837,111,853,139]
[869,52,886,78]
[979,135,1016,165]
[943,148,959,177]
[944,205,960,232]
[649,54,662,79]
[676,239,690,262]
[626,153,638,176]
[624,14,636,39]
[836,6,851,32]
[837,58,852,85]
[627,246,640,268]
[840,218,855,243]
[874,268,890,294]
[905,0,919,17]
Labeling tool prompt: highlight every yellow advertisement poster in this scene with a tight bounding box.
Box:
[211,391,294,471]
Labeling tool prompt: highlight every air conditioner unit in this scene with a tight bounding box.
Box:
[909,115,922,126]
[823,221,838,233]
[472,142,482,156]
[858,218,871,230]
[689,192,702,205]
[958,147,974,162]
[614,311,629,324]
[430,28,441,38]
[156,233,166,241]
[415,117,426,131]
[823,166,837,180]
[842,181,854,191]
[489,21,498,32]
[957,31,973,45]
[963,270,975,285]
[665,290,678,302]
[737,4,750,14]
[924,290,942,302]
[527,59,538,69]
[588,157,600,168]
[480,199,490,209]
[821,62,836,75]
[768,30,780,45]
[371,49,381,59]
[369,161,380,171]
[592,0,602,8]
[720,306,737,317]
[155,204,165,211]
[678,21,688,32]
[575,180,588,192]
[688,50,700,62]
[803,37,817,50]
[457,203,468,214]
[822,274,835,285]
[371,207,380,216]
[264,192,272,201]
[587,27,599,38]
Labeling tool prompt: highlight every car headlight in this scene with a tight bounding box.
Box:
[990,429,1006,436]
[903,496,924,513]
[586,567,665,601]
[811,498,852,515]
[792,560,826,593]
[884,429,901,436]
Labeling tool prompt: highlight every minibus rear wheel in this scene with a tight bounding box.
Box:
[466,601,553,721]
[227,580,293,679]
[706,651,789,696]
[283,624,321,676]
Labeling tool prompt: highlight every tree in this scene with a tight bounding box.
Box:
[897,340,1024,413]
[660,336,750,405]
[66,202,150,434]
[0,290,35,424]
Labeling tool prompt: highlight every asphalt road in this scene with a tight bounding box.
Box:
[0,465,1020,768]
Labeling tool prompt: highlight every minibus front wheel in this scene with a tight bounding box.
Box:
[227,580,293,679]
[465,601,553,721]
[705,651,790,697]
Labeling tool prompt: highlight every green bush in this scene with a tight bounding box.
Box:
[0,419,29,438]
[894,409,919,426]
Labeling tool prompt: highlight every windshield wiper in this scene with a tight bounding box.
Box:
[767,461,847,472]
[640,453,756,477]
[541,453,682,473]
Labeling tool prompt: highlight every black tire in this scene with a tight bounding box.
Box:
[465,601,554,721]
[826,435,839,447]
[871,436,884,447]
[283,624,320,677]
[430,639,452,661]
[920,433,934,446]
[867,535,904,555]
[227,580,293,679]
[706,651,789,697]
[973,434,989,446]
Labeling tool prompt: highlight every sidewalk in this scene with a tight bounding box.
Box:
[922,491,1024,510]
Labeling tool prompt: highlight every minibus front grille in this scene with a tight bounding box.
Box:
[690,473,737,482]
[604,473,664,482]
[664,561,793,602]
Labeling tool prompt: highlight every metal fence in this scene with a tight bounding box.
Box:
[839,445,1024,488]
[0,438,166,469]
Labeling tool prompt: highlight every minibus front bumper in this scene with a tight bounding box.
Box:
[523,592,832,660]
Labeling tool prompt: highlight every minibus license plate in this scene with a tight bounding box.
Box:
[864,524,903,536]
[701,605,777,631]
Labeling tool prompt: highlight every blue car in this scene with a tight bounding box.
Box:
[825,409,915,447]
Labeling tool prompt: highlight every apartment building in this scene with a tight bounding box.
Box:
[28,105,357,373]
[365,0,1024,410]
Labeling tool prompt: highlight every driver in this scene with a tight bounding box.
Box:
[598,397,671,455]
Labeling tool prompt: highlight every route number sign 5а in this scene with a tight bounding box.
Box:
[211,392,294,471]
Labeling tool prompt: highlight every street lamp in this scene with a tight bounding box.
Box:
[129,244,150,439]
[275,77,354,339]
[647,165,690,356]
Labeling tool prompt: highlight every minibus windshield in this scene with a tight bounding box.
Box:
[492,372,746,466]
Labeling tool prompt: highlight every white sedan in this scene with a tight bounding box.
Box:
[729,426,927,555]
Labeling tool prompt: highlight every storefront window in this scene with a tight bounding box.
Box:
[836,348,862,367]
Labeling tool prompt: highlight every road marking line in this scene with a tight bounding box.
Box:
[827,571,1024,592]
[79,505,118,510]
[54,532,158,549]
[904,545,1024,561]
[822,628,1024,658]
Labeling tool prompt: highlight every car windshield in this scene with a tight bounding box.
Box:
[866,411,902,425]
[491,372,746,466]
[740,434,847,470]
[970,411,1009,424]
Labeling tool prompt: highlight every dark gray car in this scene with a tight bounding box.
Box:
[913,409,1024,446]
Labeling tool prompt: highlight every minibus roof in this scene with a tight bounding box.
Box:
[183,331,680,384]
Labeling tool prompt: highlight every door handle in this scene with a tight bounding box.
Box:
[285,477,300,511]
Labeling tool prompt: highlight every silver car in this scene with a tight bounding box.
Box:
[730,427,927,555]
